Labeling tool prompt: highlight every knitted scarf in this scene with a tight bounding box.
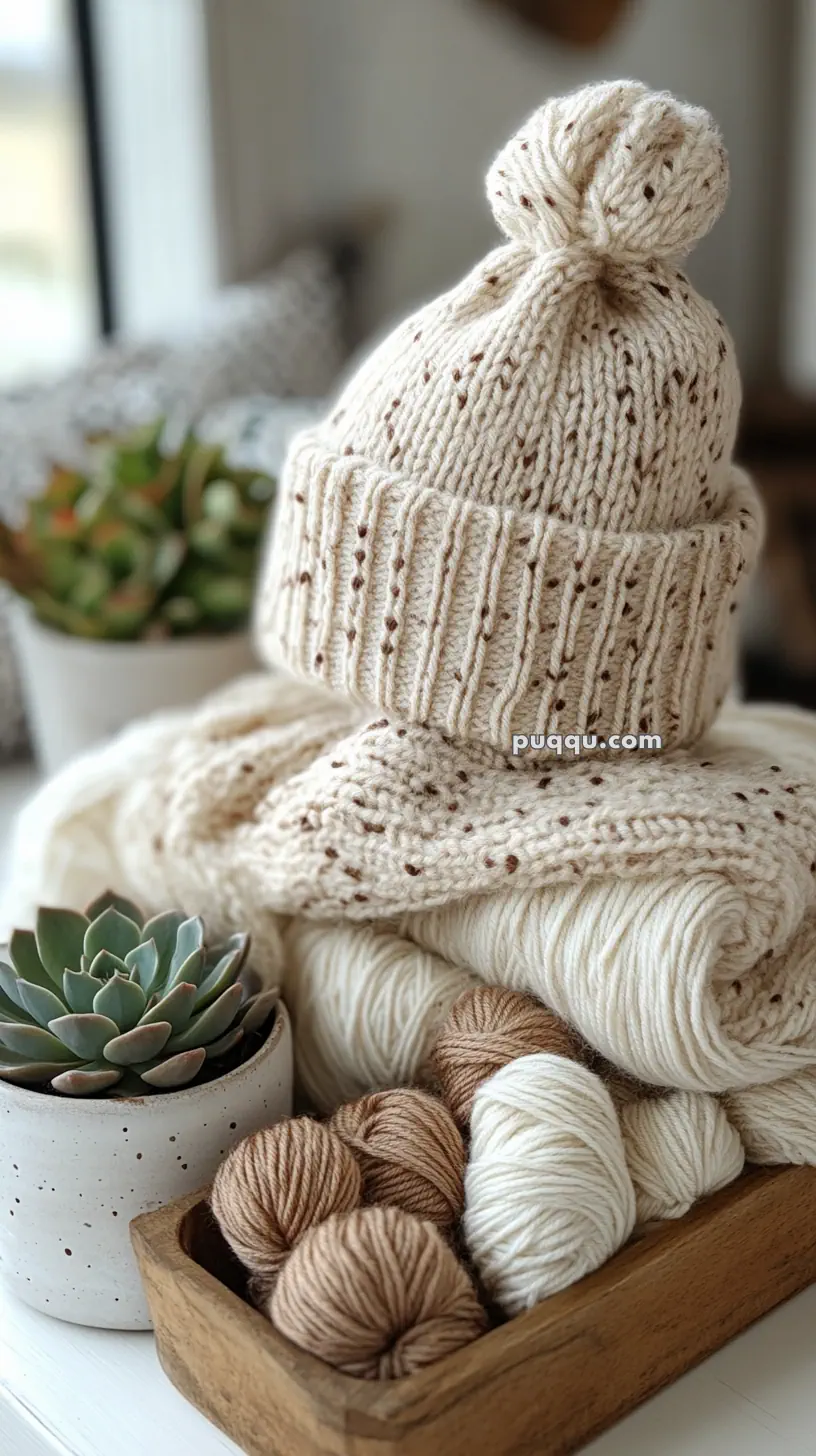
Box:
[6,671,816,1097]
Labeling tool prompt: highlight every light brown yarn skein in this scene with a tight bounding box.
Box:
[269,1206,487,1378]
[210,1118,361,1291]
[330,1088,465,1232]
[432,985,583,1128]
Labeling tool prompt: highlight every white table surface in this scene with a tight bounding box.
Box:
[0,764,815,1455]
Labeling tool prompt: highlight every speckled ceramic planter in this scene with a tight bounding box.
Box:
[0,998,292,1330]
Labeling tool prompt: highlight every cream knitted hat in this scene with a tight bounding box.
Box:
[258,80,763,753]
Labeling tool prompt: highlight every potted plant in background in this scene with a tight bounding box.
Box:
[0,890,292,1329]
[0,419,276,773]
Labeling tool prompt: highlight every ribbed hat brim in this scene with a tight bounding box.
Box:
[256,430,763,755]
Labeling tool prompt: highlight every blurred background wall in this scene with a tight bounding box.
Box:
[0,0,800,382]
[206,0,792,376]
[786,0,816,390]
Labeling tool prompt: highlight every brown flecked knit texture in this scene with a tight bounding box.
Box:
[120,675,815,932]
[257,80,762,755]
[110,680,816,1094]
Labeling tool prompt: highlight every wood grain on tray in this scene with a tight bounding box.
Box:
[132,1165,816,1456]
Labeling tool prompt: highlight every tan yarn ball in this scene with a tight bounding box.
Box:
[433,985,582,1128]
[331,1088,465,1232]
[210,1118,361,1290]
[269,1206,487,1379]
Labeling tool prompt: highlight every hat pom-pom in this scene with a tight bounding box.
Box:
[487,79,728,265]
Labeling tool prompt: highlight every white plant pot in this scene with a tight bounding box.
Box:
[0,1000,292,1330]
[12,607,258,775]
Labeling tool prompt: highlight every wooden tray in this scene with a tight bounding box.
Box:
[131,1166,816,1456]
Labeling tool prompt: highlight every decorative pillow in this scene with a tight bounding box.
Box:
[194,396,324,476]
[0,246,345,759]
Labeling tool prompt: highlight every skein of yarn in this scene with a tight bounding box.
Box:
[283,918,477,1112]
[433,985,583,1128]
[331,1088,465,1233]
[210,1118,361,1293]
[464,1053,636,1315]
[405,873,797,1095]
[269,1206,487,1379]
[618,1090,745,1223]
[724,1069,816,1165]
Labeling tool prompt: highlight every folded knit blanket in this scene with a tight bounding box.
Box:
[6,672,816,1096]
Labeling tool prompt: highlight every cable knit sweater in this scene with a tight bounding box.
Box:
[6,672,816,1096]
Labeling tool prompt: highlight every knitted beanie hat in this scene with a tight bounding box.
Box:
[258,80,763,754]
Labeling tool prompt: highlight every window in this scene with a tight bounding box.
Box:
[0,0,98,385]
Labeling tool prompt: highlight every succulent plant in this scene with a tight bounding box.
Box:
[0,420,276,640]
[0,892,276,1096]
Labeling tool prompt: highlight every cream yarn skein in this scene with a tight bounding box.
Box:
[724,1068,816,1165]
[464,1053,636,1315]
[406,873,816,1094]
[283,918,477,1112]
[618,1091,744,1223]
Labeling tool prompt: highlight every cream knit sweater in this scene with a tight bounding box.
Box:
[6,674,816,1098]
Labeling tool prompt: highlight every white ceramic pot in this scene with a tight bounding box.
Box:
[0,999,292,1330]
[12,606,258,775]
